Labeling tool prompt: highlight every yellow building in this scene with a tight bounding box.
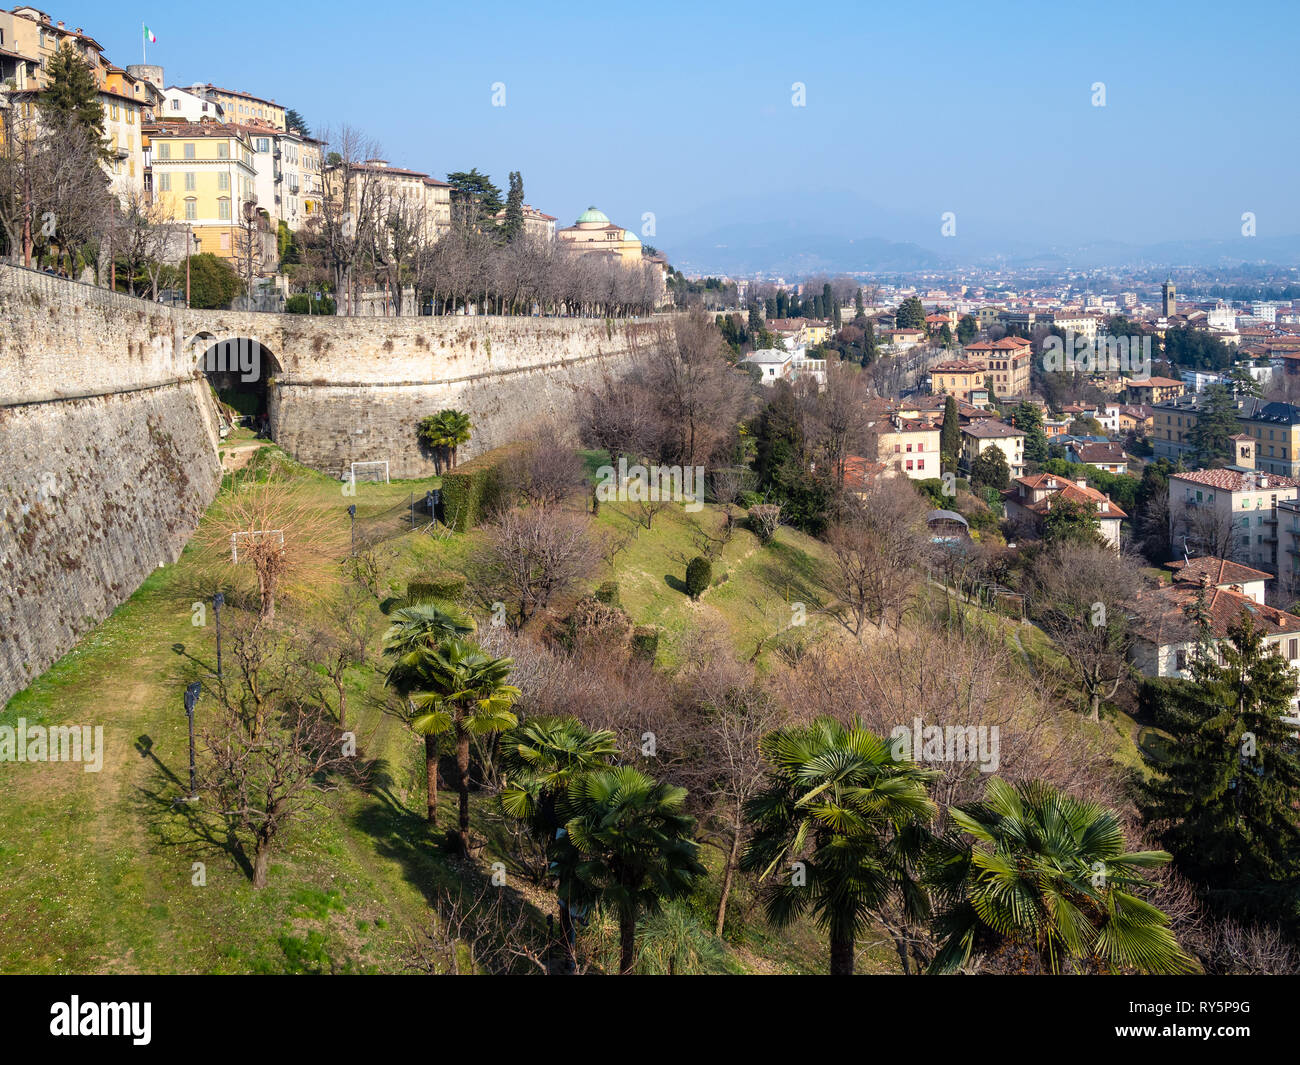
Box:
[194,84,285,131]
[930,360,987,403]
[556,206,642,263]
[323,159,453,244]
[147,121,260,261]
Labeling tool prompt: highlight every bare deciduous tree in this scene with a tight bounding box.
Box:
[474,506,596,629]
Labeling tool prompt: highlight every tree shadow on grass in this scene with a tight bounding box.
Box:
[131,741,254,882]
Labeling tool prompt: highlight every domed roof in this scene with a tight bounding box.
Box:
[576,205,609,224]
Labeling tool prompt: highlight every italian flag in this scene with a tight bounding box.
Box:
[144,25,156,43]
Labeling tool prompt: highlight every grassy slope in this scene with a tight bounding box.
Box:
[0,448,840,974]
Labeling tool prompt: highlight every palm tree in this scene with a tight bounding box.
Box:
[927,777,1198,975]
[556,766,705,974]
[741,717,939,976]
[382,603,475,823]
[407,638,520,853]
[437,409,472,469]
[499,716,619,968]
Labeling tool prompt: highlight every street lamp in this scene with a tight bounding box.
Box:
[348,503,357,555]
[183,681,201,800]
[212,591,225,683]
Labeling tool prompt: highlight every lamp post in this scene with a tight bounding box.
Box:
[184,682,201,800]
[348,503,357,555]
[212,591,225,682]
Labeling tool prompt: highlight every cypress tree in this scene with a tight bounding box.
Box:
[940,395,960,469]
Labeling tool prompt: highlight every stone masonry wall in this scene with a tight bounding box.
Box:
[0,267,221,705]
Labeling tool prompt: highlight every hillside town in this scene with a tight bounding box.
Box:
[2,0,1300,1007]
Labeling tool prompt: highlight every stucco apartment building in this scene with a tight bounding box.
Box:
[961,419,1026,478]
[1169,468,1300,574]
[1153,394,1300,477]
[964,336,1032,397]
[0,8,161,200]
[930,360,987,404]
[868,412,942,479]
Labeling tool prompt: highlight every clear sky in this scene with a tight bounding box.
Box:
[62,0,1300,257]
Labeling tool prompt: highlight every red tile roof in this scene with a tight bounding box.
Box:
[1166,556,1272,586]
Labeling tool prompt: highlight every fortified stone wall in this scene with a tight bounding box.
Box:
[186,309,658,478]
[0,265,657,701]
[0,267,221,705]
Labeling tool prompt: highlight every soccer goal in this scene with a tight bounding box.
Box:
[230,529,285,563]
[349,460,390,487]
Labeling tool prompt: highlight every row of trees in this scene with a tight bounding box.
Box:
[291,124,664,317]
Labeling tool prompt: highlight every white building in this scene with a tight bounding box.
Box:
[162,84,226,123]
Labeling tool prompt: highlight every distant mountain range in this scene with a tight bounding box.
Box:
[656,191,1300,277]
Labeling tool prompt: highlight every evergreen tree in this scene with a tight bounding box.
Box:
[1187,383,1240,466]
[1015,401,1049,465]
[502,171,525,242]
[970,446,1010,491]
[1139,614,1300,923]
[854,287,864,317]
[283,108,311,136]
[957,314,978,346]
[940,395,960,469]
[895,295,926,330]
[748,302,762,338]
[939,323,953,349]
[42,42,106,149]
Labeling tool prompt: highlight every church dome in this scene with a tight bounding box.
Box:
[575,206,610,225]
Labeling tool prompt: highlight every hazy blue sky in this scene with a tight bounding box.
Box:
[64,1,1300,257]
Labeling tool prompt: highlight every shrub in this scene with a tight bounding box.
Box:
[749,504,782,544]
[438,444,523,532]
[565,595,633,652]
[285,293,336,315]
[407,570,467,603]
[595,580,620,606]
[685,556,712,600]
[631,626,660,663]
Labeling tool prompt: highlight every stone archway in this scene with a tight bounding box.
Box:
[195,335,284,438]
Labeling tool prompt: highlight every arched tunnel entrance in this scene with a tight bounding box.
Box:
[195,336,283,438]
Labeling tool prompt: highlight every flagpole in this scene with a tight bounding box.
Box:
[142,23,146,65]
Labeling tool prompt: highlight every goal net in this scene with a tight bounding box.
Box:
[349,460,390,486]
[230,529,285,563]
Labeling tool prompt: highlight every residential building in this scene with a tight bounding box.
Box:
[1003,472,1125,549]
[868,413,941,479]
[236,122,323,230]
[742,348,795,385]
[193,84,285,130]
[492,203,557,242]
[322,159,453,245]
[162,84,226,123]
[961,419,1026,478]
[1066,440,1128,474]
[1168,468,1300,573]
[929,359,986,403]
[147,121,263,263]
[1126,376,1185,405]
[1129,566,1300,701]
[964,336,1032,397]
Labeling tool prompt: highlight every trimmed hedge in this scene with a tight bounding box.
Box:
[407,570,467,603]
[438,443,524,532]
